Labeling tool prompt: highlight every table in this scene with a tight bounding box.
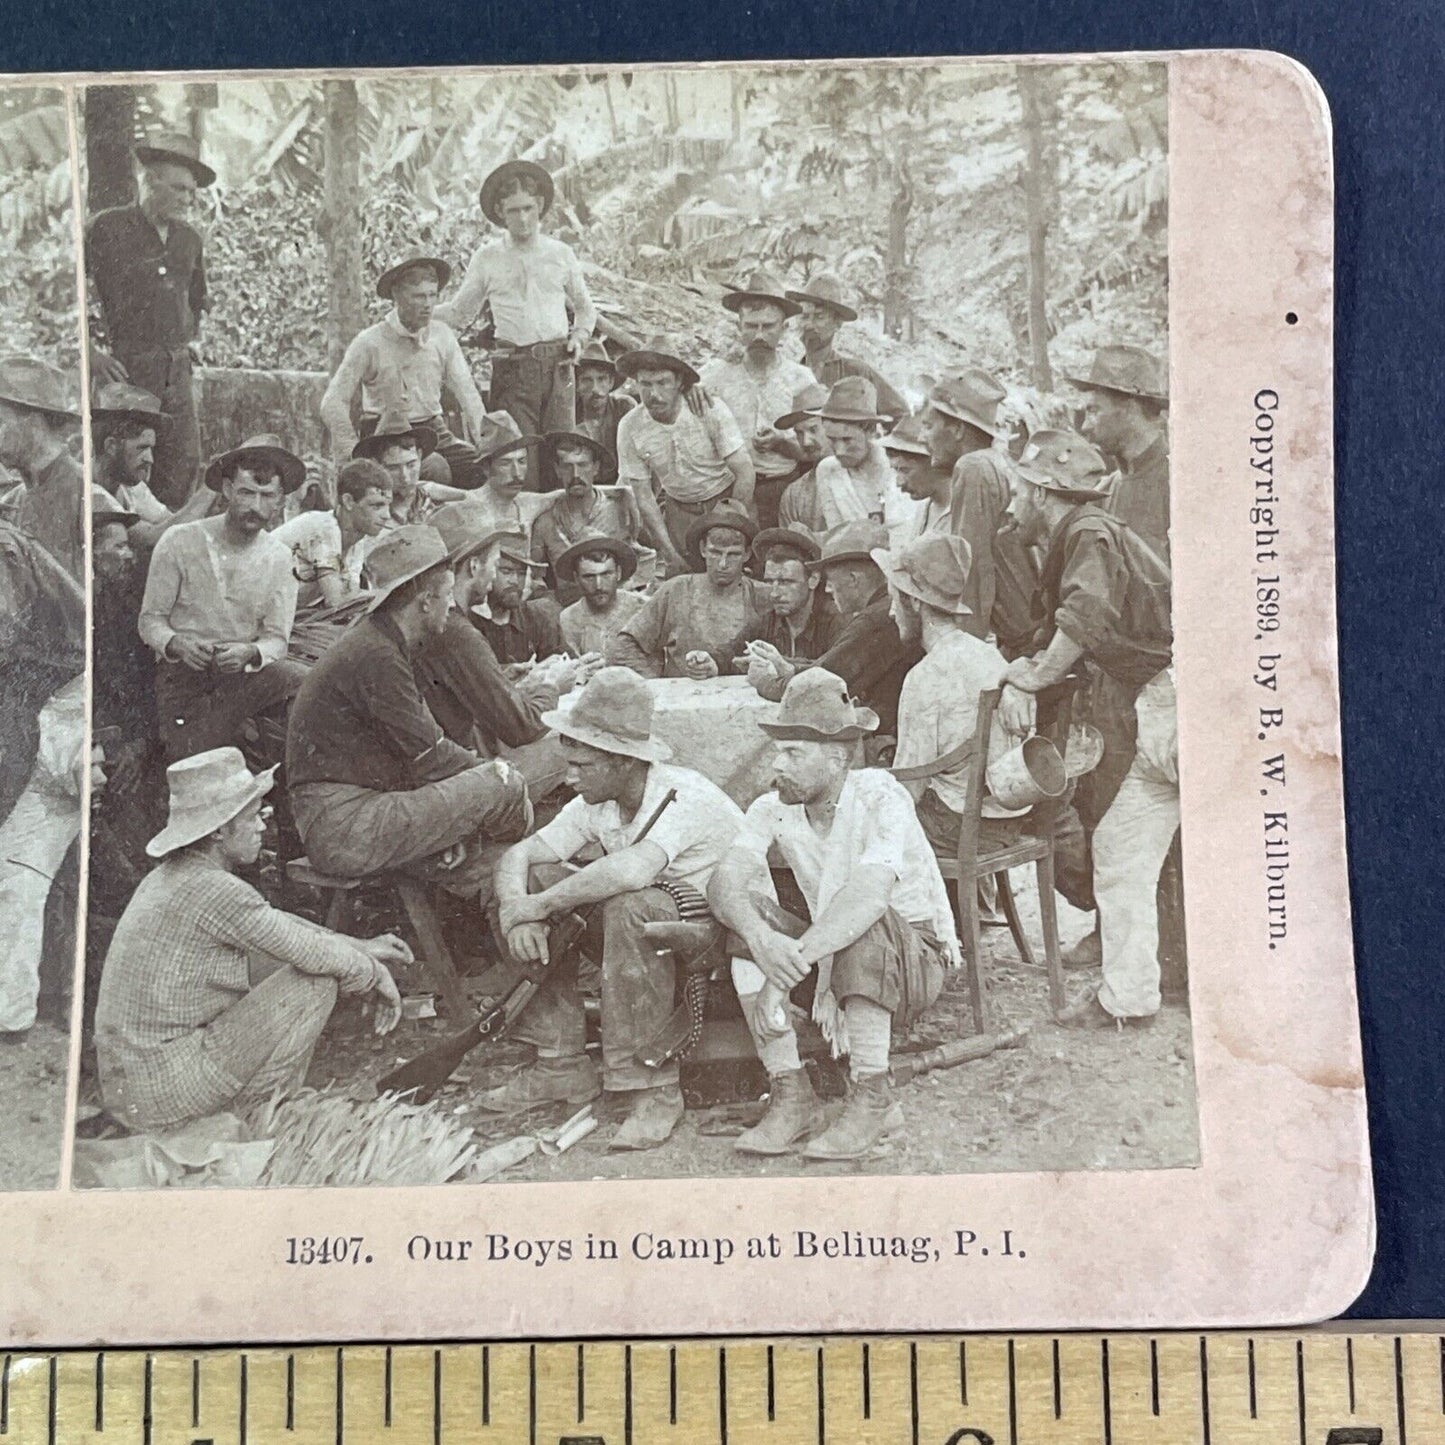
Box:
[557,674,779,807]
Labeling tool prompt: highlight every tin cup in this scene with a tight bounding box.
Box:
[986,734,1068,809]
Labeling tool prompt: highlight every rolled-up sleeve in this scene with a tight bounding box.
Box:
[1052,531,1128,658]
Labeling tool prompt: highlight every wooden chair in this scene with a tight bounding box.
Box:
[893,686,1071,1034]
[286,857,471,1021]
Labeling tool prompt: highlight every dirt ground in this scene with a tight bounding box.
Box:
[307,881,1199,1183]
[0,1022,69,1190]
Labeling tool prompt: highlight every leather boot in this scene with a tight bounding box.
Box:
[610,1081,685,1151]
[1062,924,1102,969]
[803,1072,899,1162]
[735,1069,825,1156]
[475,1054,600,1113]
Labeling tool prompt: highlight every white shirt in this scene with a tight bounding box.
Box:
[535,761,744,894]
[271,510,375,606]
[436,233,597,346]
[616,398,746,506]
[731,768,959,956]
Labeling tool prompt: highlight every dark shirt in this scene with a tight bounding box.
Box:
[802,345,909,421]
[17,450,85,581]
[415,611,550,755]
[86,204,207,356]
[1105,433,1170,562]
[472,596,565,667]
[947,449,1037,656]
[742,593,842,665]
[93,572,154,734]
[1035,505,1173,693]
[286,611,476,793]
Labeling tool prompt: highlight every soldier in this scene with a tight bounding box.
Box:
[785,270,908,422]
[0,357,84,580]
[572,340,635,478]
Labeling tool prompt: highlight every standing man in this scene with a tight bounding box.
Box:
[0,357,84,581]
[744,520,921,742]
[699,268,815,530]
[785,270,909,422]
[923,369,1037,657]
[884,417,953,535]
[531,431,639,602]
[709,669,956,1160]
[489,667,744,1150]
[286,525,533,899]
[138,434,306,760]
[1066,344,1170,560]
[609,501,766,680]
[555,534,645,659]
[86,132,213,508]
[614,335,754,575]
[998,431,1175,1028]
[271,457,393,609]
[572,340,635,477]
[740,529,839,664]
[321,256,493,486]
[436,160,597,455]
[91,383,211,551]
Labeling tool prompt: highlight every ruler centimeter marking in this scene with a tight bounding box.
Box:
[3,1333,1443,1442]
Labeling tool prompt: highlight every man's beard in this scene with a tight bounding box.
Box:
[579,394,607,418]
[745,340,777,362]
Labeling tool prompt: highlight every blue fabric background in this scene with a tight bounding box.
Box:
[3,0,1441,1319]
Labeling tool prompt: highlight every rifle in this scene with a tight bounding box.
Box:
[889,1022,1030,1086]
[378,787,679,1103]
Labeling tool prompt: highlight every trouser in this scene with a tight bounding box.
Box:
[914,789,1095,913]
[116,346,201,508]
[495,733,568,803]
[156,658,306,762]
[0,677,83,1032]
[732,900,945,1073]
[1093,671,1180,1018]
[658,486,734,566]
[752,473,792,532]
[511,867,705,1091]
[100,967,338,1132]
[359,413,484,490]
[1074,668,1139,834]
[289,762,531,899]
[490,350,576,488]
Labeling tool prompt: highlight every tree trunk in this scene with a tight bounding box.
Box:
[320,79,365,374]
[84,86,137,214]
[1018,65,1054,392]
[883,160,913,340]
[730,72,743,141]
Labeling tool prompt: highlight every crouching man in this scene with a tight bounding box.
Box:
[488,667,743,1151]
[94,748,407,1132]
[709,669,959,1161]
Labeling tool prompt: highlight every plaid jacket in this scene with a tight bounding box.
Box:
[94,854,376,1128]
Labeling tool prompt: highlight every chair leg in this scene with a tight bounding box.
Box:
[322,888,350,935]
[958,875,991,1036]
[996,871,1036,966]
[395,880,470,1021]
[1036,850,1065,1019]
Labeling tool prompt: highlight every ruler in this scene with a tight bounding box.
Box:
[0,1333,1435,1444]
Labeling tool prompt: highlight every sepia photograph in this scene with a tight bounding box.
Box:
[72,59,1192,1191]
[0,84,87,1190]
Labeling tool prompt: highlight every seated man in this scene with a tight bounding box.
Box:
[415,503,577,802]
[745,519,921,741]
[272,457,393,609]
[614,334,754,576]
[352,410,463,526]
[775,378,916,542]
[93,747,407,1132]
[709,669,957,1161]
[555,534,645,658]
[471,533,565,666]
[138,434,307,761]
[608,500,766,680]
[286,525,532,897]
[488,667,744,1150]
[319,255,491,486]
[774,382,831,532]
[530,431,639,604]
[91,383,211,550]
[739,528,840,668]
[456,414,552,539]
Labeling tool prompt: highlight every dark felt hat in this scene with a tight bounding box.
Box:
[480,160,555,226]
[1064,344,1167,403]
[928,368,1009,441]
[134,131,216,188]
[365,524,451,612]
[92,488,139,531]
[554,531,638,584]
[615,335,700,389]
[575,339,616,374]
[474,412,542,469]
[784,269,858,321]
[0,356,79,421]
[1013,429,1115,501]
[376,255,451,300]
[806,518,890,572]
[352,407,438,461]
[872,533,974,616]
[751,526,821,566]
[819,376,886,426]
[685,498,758,567]
[91,382,170,433]
[203,434,305,493]
[544,430,615,473]
[774,381,830,432]
[722,266,801,319]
